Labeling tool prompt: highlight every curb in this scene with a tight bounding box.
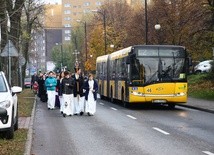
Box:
[24,95,37,155]
[177,104,214,114]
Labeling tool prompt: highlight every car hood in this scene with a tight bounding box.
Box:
[0,92,11,102]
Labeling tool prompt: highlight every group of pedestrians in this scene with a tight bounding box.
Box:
[35,67,98,117]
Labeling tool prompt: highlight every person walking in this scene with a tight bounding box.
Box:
[58,71,64,114]
[45,71,57,110]
[31,72,38,89]
[55,74,60,108]
[61,71,74,117]
[72,67,85,115]
[84,74,98,116]
[38,73,47,102]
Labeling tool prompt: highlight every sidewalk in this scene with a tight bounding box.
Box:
[178,97,214,113]
[19,117,31,129]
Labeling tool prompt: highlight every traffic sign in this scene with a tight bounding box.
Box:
[0,40,18,57]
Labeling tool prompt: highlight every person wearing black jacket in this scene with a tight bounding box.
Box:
[72,68,85,115]
[61,71,74,117]
[58,71,64,114]
[37,73,47,102]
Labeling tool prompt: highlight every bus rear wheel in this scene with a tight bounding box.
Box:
[121,91,129,108]
[168,103,175,109]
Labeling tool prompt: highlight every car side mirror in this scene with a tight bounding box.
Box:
[11,86,22,93]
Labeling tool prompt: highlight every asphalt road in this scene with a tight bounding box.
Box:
[31,98,214,155]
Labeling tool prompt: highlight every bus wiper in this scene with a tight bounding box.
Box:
[145,70,158,84]
[145,48,163,84]
[161,65,173,81]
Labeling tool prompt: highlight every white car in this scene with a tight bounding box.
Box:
[194,60,213,73]
[0,71,22,139]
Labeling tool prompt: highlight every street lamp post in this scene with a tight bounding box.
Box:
[76,20,87,60]
[92,10,107,54]
[56,43,63,71]
[154,23,161,44]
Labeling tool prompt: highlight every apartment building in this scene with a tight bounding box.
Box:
[62,0,104,43]
[44,4,63,62]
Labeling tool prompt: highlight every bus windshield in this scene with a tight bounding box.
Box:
[130,47,187,86]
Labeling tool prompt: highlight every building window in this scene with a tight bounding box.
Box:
[64,17,71,21]
[83,9,90,14]
[65,36,71,41]
[65,30,71,34]
[64,24,71,27]
[96,2,102,6]
[73,5,77,8]
[84,2,90,6]
[64,10,71,14]
[64,3,71,7]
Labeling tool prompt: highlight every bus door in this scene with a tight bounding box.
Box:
[115,59,119,99]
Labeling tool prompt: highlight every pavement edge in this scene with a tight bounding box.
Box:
[177,104,214,114]
[24,95,37,155]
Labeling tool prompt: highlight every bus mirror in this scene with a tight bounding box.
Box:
[188,57,192,66]
[126,57,130,64]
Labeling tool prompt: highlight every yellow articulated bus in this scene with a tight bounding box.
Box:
[96,45,190,108]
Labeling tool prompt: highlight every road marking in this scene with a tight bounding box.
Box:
[202,151,214,155]
[99,102,104,106]
[153,127,170,135]
[110,107,118,111]
[127,115,137,120]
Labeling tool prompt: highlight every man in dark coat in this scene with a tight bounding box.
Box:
[71,67,85,115]
[61,71,74,117]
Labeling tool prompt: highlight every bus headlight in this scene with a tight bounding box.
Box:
[175,92,186,96]
[130,91,144,96]
[0,100,11,109]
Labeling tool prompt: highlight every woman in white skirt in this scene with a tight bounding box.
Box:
[84,74,98,116]
[61,71,74,117]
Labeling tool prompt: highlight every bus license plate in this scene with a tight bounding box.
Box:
[152,100,166,103]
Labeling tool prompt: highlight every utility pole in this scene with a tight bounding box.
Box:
[145,0,148,45]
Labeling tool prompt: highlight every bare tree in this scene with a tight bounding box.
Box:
[20,0,44,84]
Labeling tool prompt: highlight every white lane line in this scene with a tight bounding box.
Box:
[202,151,214,155]
[110,107,118,111]
[127,115,137,120]
[153,127,170,135]
[99,102,105,106]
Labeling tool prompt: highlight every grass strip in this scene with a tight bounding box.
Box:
[0,129,28,155]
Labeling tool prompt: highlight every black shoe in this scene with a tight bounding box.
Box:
[48,108,50,110]
[69,114,72,116]
[80,112,84,116]
[61,111,63,114]
[74,113,78,116]
[63,114,66,117]
[87,112,91,116]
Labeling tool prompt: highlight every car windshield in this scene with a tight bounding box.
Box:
[25,78,31,82]
[0,75,7,92]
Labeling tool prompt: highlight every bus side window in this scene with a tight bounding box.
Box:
[121,58,126,77]
[111,60,116,79]
[116,59,121,78]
